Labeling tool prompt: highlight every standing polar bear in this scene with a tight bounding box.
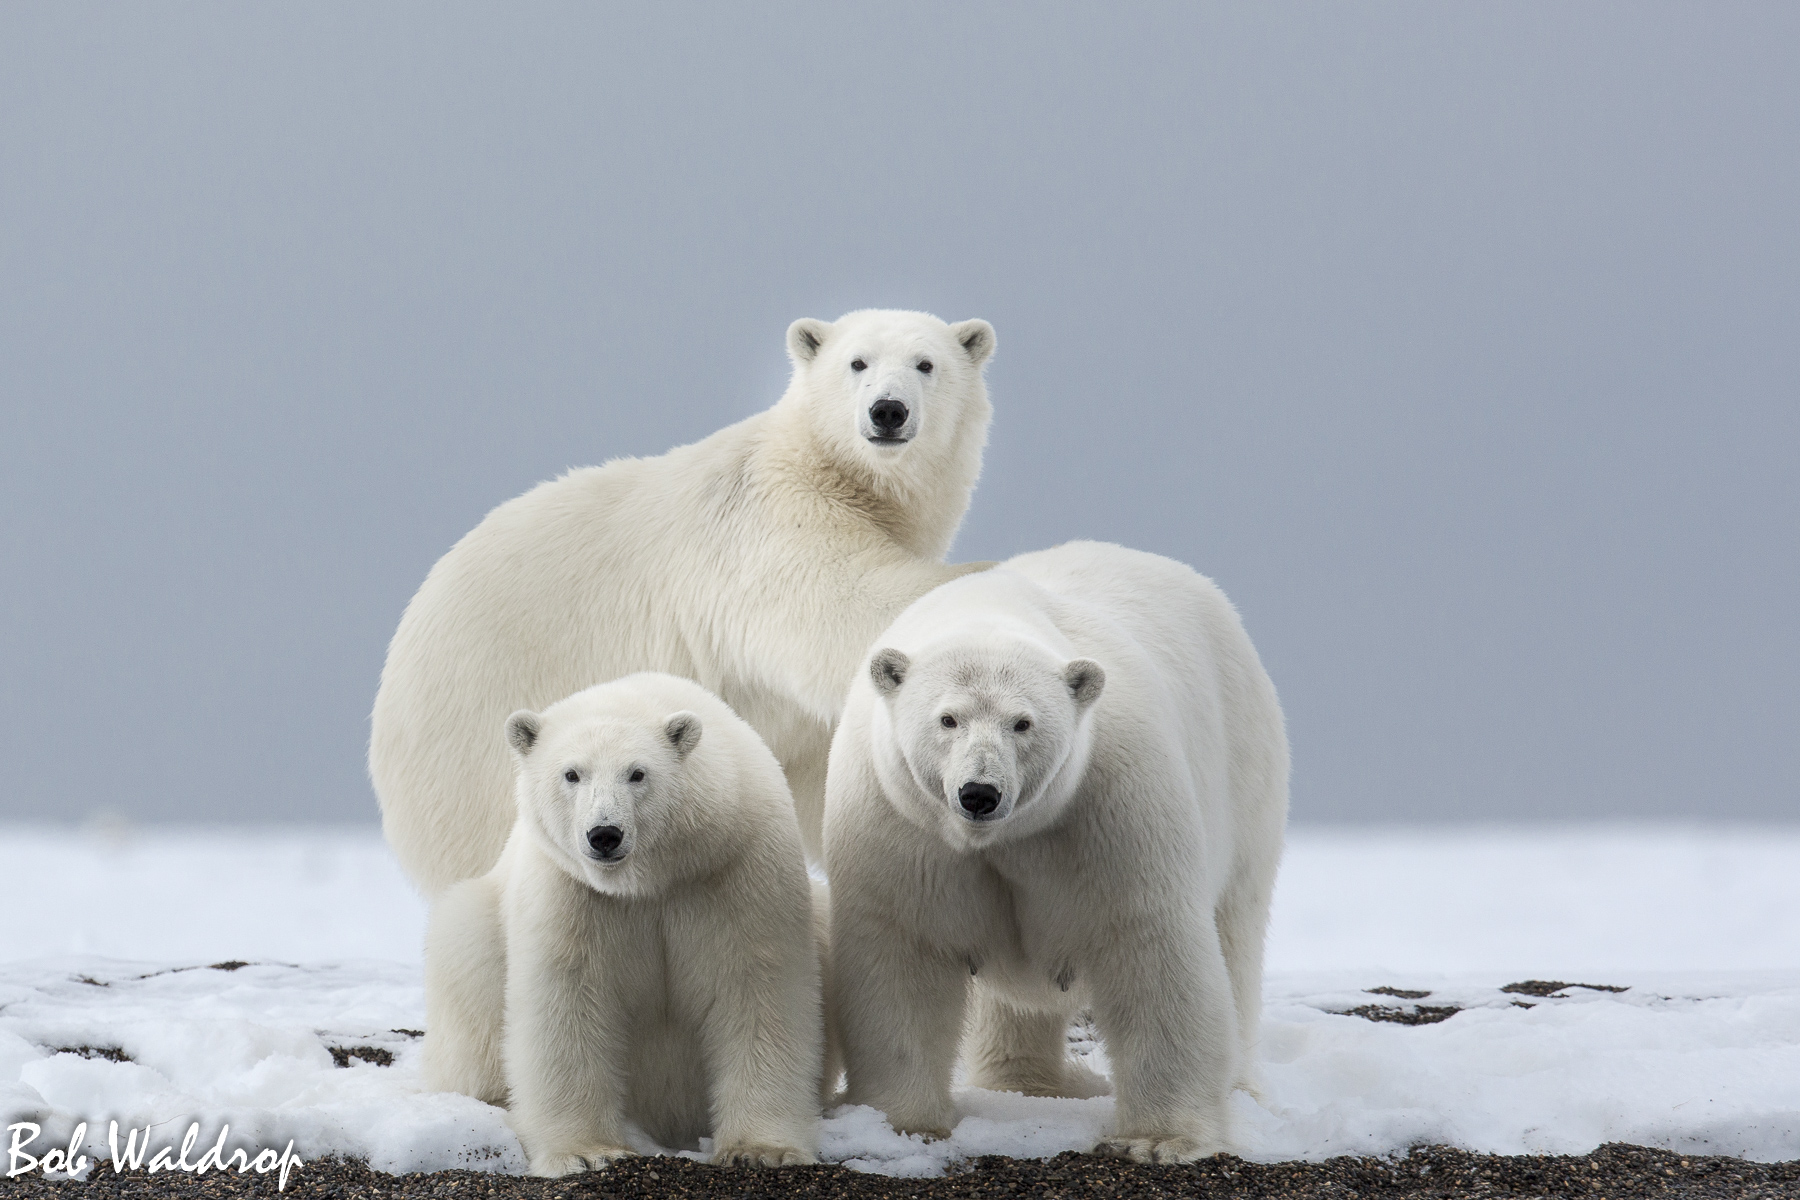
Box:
[373,310,997,892]
[823,541,1288,1163]
[422,674,824,1175]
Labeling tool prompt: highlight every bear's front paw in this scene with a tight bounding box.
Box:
[711,1142,816,1168]
[849,1093,955,1141]
[888,1117,955,1141]
[528,1145,635,1177]
[1093,1134,1213,1164]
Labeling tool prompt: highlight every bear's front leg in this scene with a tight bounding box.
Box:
[1085,917,1237,1164]
[832,913,969,1139]
[502,880,636,1176]
[675,874,823,1167]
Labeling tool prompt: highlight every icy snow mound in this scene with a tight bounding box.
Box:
[0,958,520,1176]
[2,957,1795,1175]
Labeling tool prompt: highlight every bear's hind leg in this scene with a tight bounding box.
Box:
[813,879,844,1106]
[1215,859,1277,1097]
[964,987,1110,1099]
[421,874,508,1104]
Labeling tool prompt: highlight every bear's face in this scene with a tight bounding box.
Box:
[866,637,1105,849]
[785,309,995,477]
[505,706,703,895]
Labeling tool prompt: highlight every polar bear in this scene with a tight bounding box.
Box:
[822,541,1288,1163]
[372,310,997,893]
[421,674,824,1175]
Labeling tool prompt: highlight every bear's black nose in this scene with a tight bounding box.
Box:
[869,397,909,435]
[587,825,625,858]
[957,781,1001,818]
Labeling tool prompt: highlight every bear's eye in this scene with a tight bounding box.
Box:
[940,714,957,729]
[850,359,868,372]
[917,360,933,374]
[564,769,579,783]
[1014,718,1031,732]
[629,768,645,783]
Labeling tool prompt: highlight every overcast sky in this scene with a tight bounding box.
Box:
[3,3,1795,827]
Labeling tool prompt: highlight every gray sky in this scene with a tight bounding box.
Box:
[3,4,1795,826]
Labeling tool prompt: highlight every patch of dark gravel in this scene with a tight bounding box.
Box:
[7,1144,1796,1199]
[1500,980,1629,998]
[325,1046,394,1069]
[47,1046,131,1064]
[1339,1003,1463,1025]
[122,963,273,983]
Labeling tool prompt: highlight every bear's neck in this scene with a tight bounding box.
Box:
[756,402,980,561]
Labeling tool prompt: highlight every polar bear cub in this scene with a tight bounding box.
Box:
[823,541,1288,1163]
[422,673,823,1176]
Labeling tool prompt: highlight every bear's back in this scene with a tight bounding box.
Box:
[1007,541,1287,857]
[1005,541,1232,654]
[428,416,766,615]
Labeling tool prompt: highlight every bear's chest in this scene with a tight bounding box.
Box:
[936,858,1093,987]
[584,902,696,1025]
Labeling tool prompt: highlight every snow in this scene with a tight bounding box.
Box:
[2,821,1797,1177]
[1271,825,1800,975]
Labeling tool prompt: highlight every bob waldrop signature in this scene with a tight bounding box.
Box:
[7,1120,304,1190]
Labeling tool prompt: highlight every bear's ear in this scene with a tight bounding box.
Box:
[506,710,542,756]
[665,711,702,759]
[869,648,910,696]
[950,319,996,368]
[786,318,831,365]
[1062,659,1106,709]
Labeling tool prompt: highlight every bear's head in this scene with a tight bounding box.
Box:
[865,635,1105,849]
[782,310,995,550]
[505,697,705,895]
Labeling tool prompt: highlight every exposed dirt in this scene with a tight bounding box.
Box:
[6,1144,1796,1199]
[1334,981,1636,1025]
[1337,1003,1463,1025]
[1499,981,1629,998]
[45,1047,131,1064]
[324,1046,393,1069]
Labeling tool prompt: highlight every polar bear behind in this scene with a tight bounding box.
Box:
[422,674,823,1176]
[823,541,1288,1163]
[373,310,997,894]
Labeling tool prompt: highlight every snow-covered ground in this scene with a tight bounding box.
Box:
[2,822,1797,1175]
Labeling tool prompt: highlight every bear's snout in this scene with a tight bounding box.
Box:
[868,397,910,439]
[957,781,1002,819]
[586,824,626,860]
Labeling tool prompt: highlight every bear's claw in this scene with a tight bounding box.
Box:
[1093,1134,1214,1164]
[711,1143,816,1168]
[891,1124,954,1142]
[528,1146,635,1177]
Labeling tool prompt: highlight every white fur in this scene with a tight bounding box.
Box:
[373,310,998,893]
[421,674,825,1175]
[823,542,1289,1163]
